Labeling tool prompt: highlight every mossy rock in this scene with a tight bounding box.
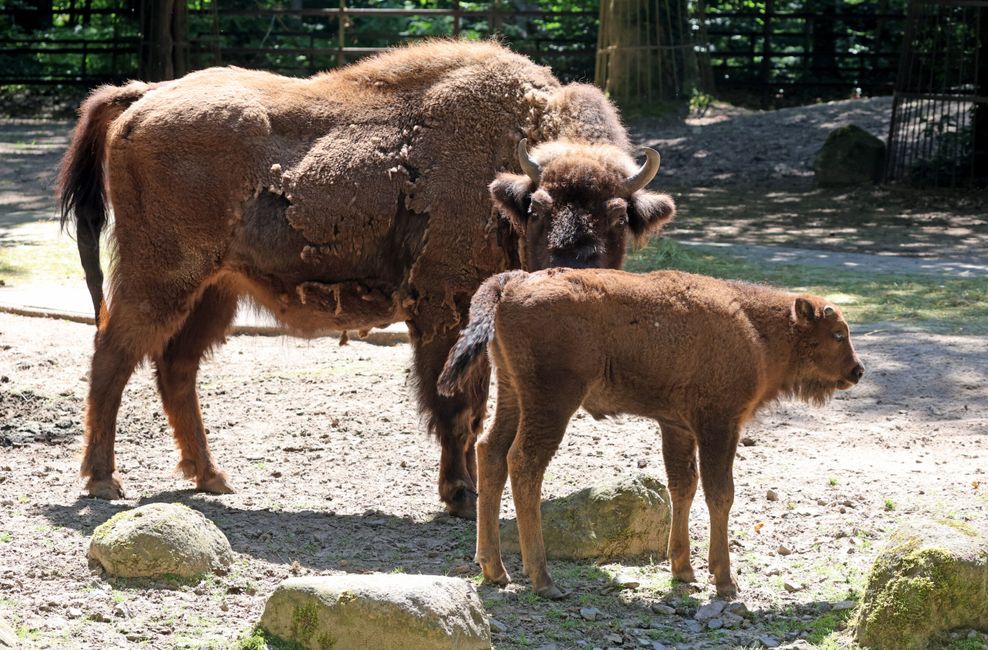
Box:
[853,518,988,649]
[500,474,671,560]
[260,574,491,650]
[813,124,885,186]
[88,503,233,578]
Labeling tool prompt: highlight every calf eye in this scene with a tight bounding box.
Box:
[833,332,845,342]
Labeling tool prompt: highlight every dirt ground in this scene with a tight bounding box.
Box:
[1,310,987,649]
[1,98,987,649]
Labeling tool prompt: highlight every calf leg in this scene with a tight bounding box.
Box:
[660,424,699,584]
[154,282,239,494]
[697,425,740,598]
[82,320,143,499]
[508,401,578,599]
[475,375,521,586]
[411,324,489,518]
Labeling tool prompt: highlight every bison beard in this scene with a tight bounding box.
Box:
[57,41,675,517]
[440,268,864,597]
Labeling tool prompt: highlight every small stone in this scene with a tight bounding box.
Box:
[651,643,668,650]
[758,635,780,648]
[685,620,703,633]
[777,544,793,556]
[580,607,600,621]
[707,617,723,630]
[694,600,727,621]
[725,601,751,618]
[605,633,623,644]
[636,638,651,647]
[613,574,640,590]
[0,618,16,648]
[490,617,508,633]
[832,600,856,611]
[650,603,676,615]
[452,563,473,575]
[722,612,744,628]
[766,489,779,501]
[741,436,756,446]
[67,607,83,619]
[783,580,803,593]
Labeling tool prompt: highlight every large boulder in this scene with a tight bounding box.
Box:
[813,124,886,186]
[88,503,233,578]
[260,574,491,650]
[853,518,988,649]
[500,474,671,560]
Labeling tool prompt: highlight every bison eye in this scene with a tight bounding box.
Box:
[833,332,845,342]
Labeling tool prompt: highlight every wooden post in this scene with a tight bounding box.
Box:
[760,0,773,109]
[140,0,188,81]
[337,0,346,68]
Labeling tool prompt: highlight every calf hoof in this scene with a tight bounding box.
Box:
[86,476,125,500]
[483,570,511,587]
[445,488,477,519]
[197,473,235,495]
[535,583,568,600]
[672,568,697,584]
[714,580,739,599]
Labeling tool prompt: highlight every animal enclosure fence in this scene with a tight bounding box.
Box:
[884,0,988,187]
[3,0,910,109]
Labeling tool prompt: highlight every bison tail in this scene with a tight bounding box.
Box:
[437,270,526,396]
[57,81,151,326]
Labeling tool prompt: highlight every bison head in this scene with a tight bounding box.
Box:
[790,298,865,404]
[489,139,675,270]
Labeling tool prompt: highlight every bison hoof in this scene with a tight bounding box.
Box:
[445,488,477,519]
[672,568,697,584]
[483,571,511,587]
[714,579,739,599]
[535,583,568,600]
[86,476,125,500]
[197,473,235,495]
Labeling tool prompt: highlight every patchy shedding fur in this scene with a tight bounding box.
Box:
[441,268,864,599]
[57,40,675,517]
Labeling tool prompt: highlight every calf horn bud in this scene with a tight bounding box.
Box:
[624,148,661,194]
[823,305,837,319]
[517,138,542,185]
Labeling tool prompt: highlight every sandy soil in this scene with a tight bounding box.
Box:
[1,311,986,649]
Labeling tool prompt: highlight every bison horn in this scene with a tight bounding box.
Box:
[823,305,837,319]
[517,138,542,184]
[624,148,661,194]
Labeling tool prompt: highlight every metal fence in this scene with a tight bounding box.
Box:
[884,0,988,187]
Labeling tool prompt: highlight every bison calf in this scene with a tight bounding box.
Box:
[438,268,864,598]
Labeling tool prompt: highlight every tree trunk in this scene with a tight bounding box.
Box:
[140,0,188,81]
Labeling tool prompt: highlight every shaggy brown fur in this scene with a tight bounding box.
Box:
[439,268,864,598]
[57,40,675,516]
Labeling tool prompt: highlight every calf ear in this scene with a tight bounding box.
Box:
[792,297,817,323]
[628,191,676,243]
[489,173,534,236]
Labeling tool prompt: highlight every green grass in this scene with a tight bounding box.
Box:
[626,239,988,334]
[0,235,86,285]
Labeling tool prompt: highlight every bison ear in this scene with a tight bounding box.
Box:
[489,173,534,236]
[792,297,817,323]
[628,191,675,244]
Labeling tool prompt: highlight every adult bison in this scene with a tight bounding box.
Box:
[58,40,675,517]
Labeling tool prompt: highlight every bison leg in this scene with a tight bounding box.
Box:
[154,282,239,495]
[697,425,740,598]
[660,423,699,585]
[81,321,143,499]
[508,399,578,600]
[411,326,489,518]
[475,374,521,587]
